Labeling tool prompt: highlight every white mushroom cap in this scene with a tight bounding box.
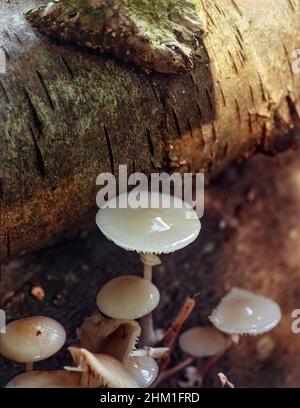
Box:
[6,371,82,388]
[127,356,158,388]
[97,276,160,320]
[209,288,282,335]
[0,316,66,363]
[179,326,230,358]
[96,191,200,254]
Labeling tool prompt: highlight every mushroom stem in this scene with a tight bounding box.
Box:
[25,362,33,372]
[140,264,154,343]
[139,253,161,347]
[231,334,240,345]
[143,263,153,282]
[139,312,157,348]
[140,253,161,282]
[153,356,195,385]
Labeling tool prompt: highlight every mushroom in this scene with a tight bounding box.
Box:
[77,313,141,364]
[6,371,82,388]
[96,191,200,345]
[96,191,200,256]
[153,326,230,387]
[127,356,158,388]
[179,326,230,358]
[209,288,282,336]
[0,316,66,371]
[66,347,139,388]
[96,275,160,320]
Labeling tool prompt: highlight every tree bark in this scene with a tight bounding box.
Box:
[1,0,300,259]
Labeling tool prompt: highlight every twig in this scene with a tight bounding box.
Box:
[159,297,196,349]
[152,297,196,387]
[218,372,235,388]
[130,347,169,359]
[155,356,195,384]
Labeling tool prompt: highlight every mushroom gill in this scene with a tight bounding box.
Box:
[77,314,141,364]
[66,347,139,388]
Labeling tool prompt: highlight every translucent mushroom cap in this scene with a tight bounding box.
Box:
[209,288,282,335]
[127,356,158,388]
[96,191,201,254]
[97,276,160,320]
[179,327,230,358]
[6,371,82,388]
[0,316,66,363]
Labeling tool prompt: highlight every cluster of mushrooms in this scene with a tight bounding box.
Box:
[0,192,282,388]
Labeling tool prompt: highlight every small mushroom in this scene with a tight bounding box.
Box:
[96,275,160,320]
[66,347,139,388]
[154,326,231,387]
[96,191,200,345]
[0,316,66,371]
[6,371,82,388]
[209,288,282,335]
[127,356,158,388]
[179,326,230,358]
[77,313,141,364]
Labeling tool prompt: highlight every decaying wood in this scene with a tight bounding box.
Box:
[0,0,300,259]
[26,0,207,74]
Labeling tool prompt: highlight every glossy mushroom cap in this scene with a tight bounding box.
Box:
[6,371,82,388]
[96,191,201,254]
[97,276,160,320]
[0,316,66,363]
[209,288,282,335]
[179,327,230,358]
[127,356,158,388]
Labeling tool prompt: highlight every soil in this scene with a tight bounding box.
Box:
[1,147,300,388]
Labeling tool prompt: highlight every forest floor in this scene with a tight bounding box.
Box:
[1,146,300,388]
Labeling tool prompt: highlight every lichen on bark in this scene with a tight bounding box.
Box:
[26,0,206,74]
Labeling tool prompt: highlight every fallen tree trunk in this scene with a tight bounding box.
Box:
[0,0,300,259]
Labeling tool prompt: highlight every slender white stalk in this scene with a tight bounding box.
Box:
[139,253,161,347]
[143,263,153,282]
[140,308,157,347]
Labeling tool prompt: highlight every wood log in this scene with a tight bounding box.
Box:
[1,0,300,259]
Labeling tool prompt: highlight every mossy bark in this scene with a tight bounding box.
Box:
[26,0,207,74]
[1,0,300,259]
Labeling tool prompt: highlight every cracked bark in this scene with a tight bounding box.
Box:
[0,0,300,259]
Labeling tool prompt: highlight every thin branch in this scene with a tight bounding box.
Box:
[159,297,196,349]
[155,356,195,384]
